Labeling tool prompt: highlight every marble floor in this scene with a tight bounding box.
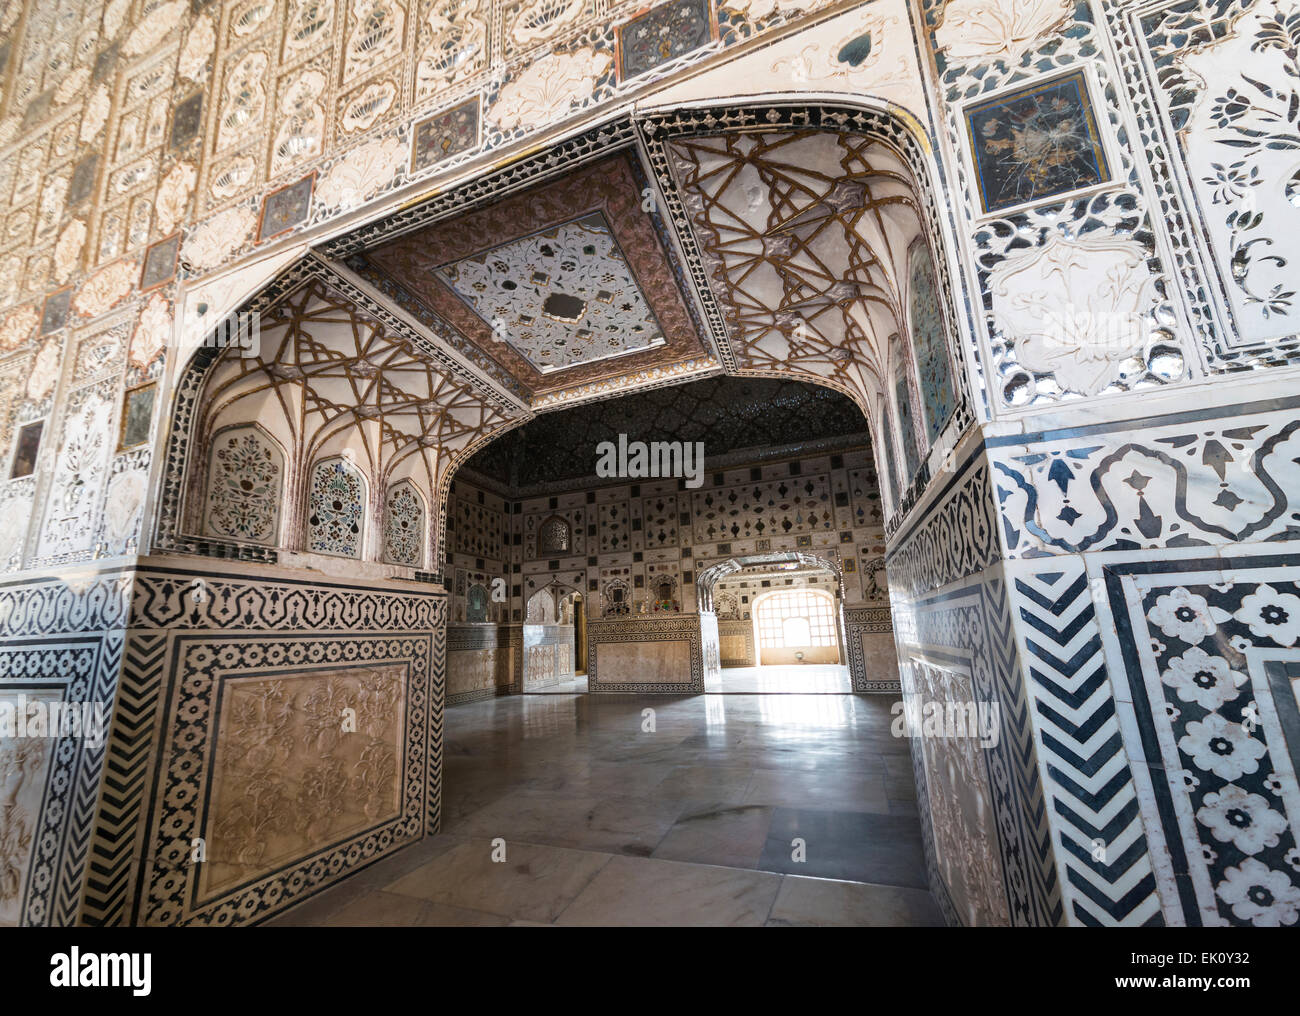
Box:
[706,664,853,694]
[268,692,943,927]
[526,674,589,694]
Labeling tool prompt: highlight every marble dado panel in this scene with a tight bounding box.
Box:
[587,614,704,693]
[522,623,576,690]
[125,561,445,927]
[0,567,132,928]
[718,617,755,667]
[844,605,898,693]
[0,558,444,927]
[447,622,520,704]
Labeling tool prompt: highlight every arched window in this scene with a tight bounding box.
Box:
[466,583,489,623]
[307,456,366,558]
[602,578,630,617]
[908,241,957,444]
[384,481,424,566]
[538,514,571,556]
[204,424,284,545]
[755,589,837,649]
[525,587,556,623]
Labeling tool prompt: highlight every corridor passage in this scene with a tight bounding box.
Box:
[271,693,943,927]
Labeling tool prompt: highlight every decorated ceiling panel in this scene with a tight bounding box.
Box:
[357,152,710,399]
[464,374,870,488]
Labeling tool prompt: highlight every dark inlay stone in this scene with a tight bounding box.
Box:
[258,174,314,241]
[617,0,713,80]
[119,383,157,449]
[40,289,72,334]
[541,292,585,322]
[412,96,480,172]
[965,68,1111,214]
[836,32,872,67]
[9,420,44,478]
[93,41,119,83]
[140,234,181,290]
[67,153,100,207]
[21,89,52,129]
[171,91,204,150]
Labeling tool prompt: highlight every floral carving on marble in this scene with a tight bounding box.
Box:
[987,232,1158,397]
[489,48,611,131]
[316,137,405,211]
[933,0,1073,67]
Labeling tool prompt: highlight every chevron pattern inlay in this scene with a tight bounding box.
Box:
[1015,565,1163,927]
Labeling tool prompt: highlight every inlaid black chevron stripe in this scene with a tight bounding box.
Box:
[1016,568,1163,926]
[53,632,124,926]
[983,578,1064,927]
[80,632,167,926]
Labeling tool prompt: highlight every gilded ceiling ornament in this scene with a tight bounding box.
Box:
[101,0,131,39]
[0,306,38,352]
[988,231,1158,397]
[339,80,398,133]
[73,260,137,318]
[131,293,172,370]
[508,0,587,50]
[932,0,1073,66]
[53,220,87,284]
[155,161,197,235]
[489,48,611,131]
[272,70,327,173]
[27,340,61,401]
[54,67,90,106]
[209,155,257,201]
[721,0,814,20]
[183,207,256,271]
[415,0,488,97]
[80,85,111,144]
[123,0,185,56]
[343,0,407,82]
[217,51,270,153]
[179,14,217,81]
[316,136,405,210]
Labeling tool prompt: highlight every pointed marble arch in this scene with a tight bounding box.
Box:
[152,96,977,570]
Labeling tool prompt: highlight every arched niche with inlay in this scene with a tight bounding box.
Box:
[306,455,367,558]
[203,423,287,546]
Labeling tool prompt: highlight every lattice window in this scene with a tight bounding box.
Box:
[538,514,571,556]
[384,482,424,566]
[307,457,365,558]
[755,589,837,648]
[204,425,283,545]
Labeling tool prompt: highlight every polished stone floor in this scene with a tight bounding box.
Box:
[706,664,852,694]
[268,691,943,927]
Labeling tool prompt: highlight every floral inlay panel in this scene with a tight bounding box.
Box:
[307,457,366,557]
[204,426,284,545]
[384,481,424,566]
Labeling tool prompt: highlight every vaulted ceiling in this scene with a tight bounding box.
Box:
[463,375,870,489]
[352,152,711,400]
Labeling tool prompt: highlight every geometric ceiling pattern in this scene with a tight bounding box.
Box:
[363,152,710,399]
[667,130,926,429]
[435,210,666,374]
[464,375,870,489]
[196,279,516,526]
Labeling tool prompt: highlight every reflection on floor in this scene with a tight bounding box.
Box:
[527,675,588,694]
[270,692,942,927]
[707,664,852,694]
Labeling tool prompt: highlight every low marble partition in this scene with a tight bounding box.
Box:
[448,623,521,704]
[522,624,576,690]
[845,605,899,693]
[717,618,756,667]
[587,614,704,693]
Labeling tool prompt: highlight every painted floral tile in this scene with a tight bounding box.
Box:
[965,69,1111,215]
